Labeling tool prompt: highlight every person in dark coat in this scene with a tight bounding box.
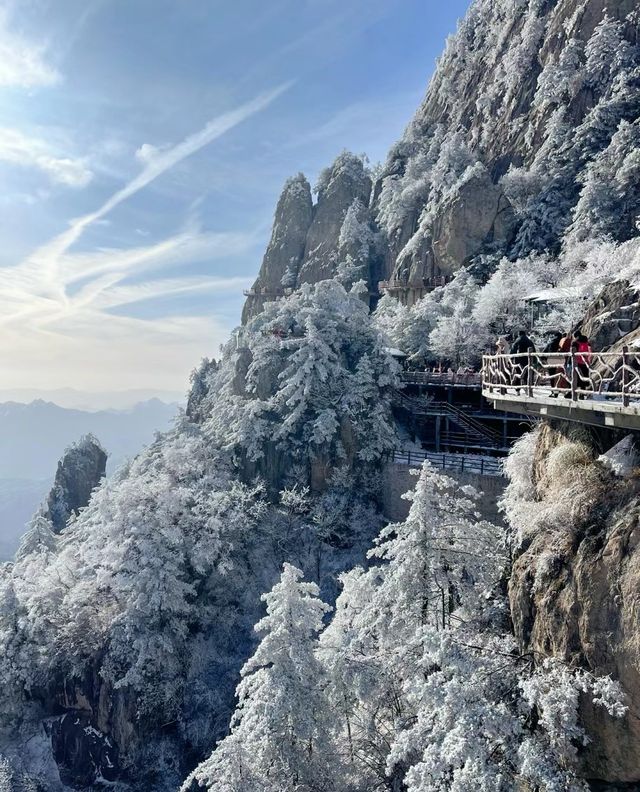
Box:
[543,331,562,353]
[510,330,536,391]
[510,330,536,355]
[543,331,563,395]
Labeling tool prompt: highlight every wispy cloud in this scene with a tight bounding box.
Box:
[29,82,291,284]
[0,8,59,88]
[0,226,257,329]
[0,127,92,187]
[0,226,256,389]
[0,84,289,388]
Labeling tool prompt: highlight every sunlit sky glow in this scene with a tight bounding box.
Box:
[0,0,469,396]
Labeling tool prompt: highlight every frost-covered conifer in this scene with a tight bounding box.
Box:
[207,280,397,477]
[184,564,338,792]
[337,199,375,287]
[584,14,630,92]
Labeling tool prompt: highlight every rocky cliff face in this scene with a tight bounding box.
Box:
[242,0,640,322]
[241,174,313,323]
[579,279,640,350]
[242,155,374,321]
[507,421,640,785]
[44,435,107,533]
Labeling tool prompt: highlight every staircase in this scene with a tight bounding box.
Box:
[393,390,502,449]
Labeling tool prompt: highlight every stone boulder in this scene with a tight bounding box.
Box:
[44,436,107,534]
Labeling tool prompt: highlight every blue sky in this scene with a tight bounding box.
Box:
[0,0,470,395]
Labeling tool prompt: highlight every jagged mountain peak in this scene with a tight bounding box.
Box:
[44,434,107,534]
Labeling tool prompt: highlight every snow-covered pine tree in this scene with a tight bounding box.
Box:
[319,463,626,792]
[184,563,338,792]
[207,279,398,481]
[337,199,375,288]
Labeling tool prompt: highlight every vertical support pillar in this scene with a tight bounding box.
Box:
[622,345,630,407]
[527,351,533,397]
[571,350,577,401]
[435,415,441,453]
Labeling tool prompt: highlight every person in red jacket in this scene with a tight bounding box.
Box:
[572,331,593,396]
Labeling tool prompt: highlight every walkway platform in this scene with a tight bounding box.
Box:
[482,349,640,432]
[483,389,640,431]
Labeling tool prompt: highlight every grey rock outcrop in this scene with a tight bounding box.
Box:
[432,173,516,273]
[241,154,373,323]
[579,280,640,350]
[241,174,313,324]
[509,421,640,785]
[297,152,372,285]
[44,435,107,533]
[393,169,517,285]
[241,0,639,318]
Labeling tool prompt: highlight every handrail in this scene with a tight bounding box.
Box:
[482,348,640,403]
[399,371,482,387]
[389,449,504,477]
[378,276,449,292]
[392,390,501,447]
[243,287,294,297]
[431,401,502,446]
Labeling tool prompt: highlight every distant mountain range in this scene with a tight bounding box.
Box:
[0,387,185,411]
[0,398,179,560]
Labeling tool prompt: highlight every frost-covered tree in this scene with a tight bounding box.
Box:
[319,464,507,789]
[337,199,375,287]
[207,280,398,482]
[184,564,338,792]
[534,38,585,112]
[569,119,640,241]
[427,271,487,364]
[584,14,632,93]
[318,463,626,792]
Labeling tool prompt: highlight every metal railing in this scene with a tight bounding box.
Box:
[390,449,504,476]
[392,390,502,447]
[378,276,449,293]
[482,347,640,405]
[400,371,482,387]
[243,287,294,298]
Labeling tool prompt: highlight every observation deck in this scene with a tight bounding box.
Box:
[482,349,640,432]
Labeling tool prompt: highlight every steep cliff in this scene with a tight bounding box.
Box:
[375,0,640,284]
[242,0,640,323]
[241,174,313,323]
[242,154,375,321]
[505,422,640,785]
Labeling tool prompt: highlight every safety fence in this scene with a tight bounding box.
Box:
[482,348,640,405]
[389,449,504,476]
[400,371,482,387]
